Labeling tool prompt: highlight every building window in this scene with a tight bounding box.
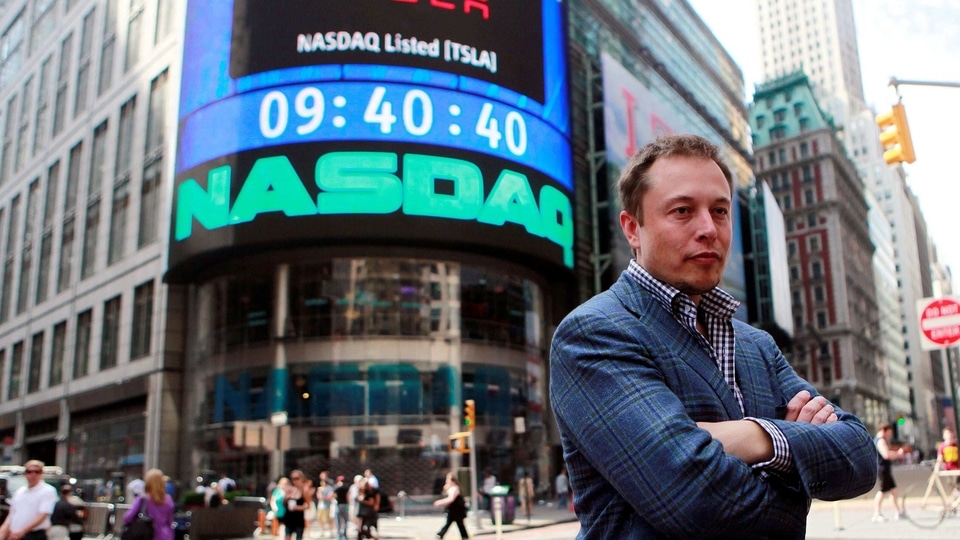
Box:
[139,160,160,247]
[14,77,31,173]
[31,0,58,50]
[125,1,143,72]
[155,0,173,43]
[80,201,99,280]
[774,109,786,123]
[814,285,825,302]
[18,180,40,314]
[53,34,73,137]
[144,70,166,152]
[811,261,823,279]
[100,295,121,370]
[65,142,82,213]
[807,212,817,227]
[50,321,66,386]
[0,11,25,91]
[33,56,53,156]
[43,161,59,230]
[816,310,827,329]
[75,9,95,117]
[90,121,109,195]
[802,164,813,182]
[0,349,6,401]
[800,141,809,158]
[804,189,814,205]
[778,148,786,164]
[9,341,23,399]
[782,194,792,210]
[768,151,776,166]
[756,115,765,129]
[790,265,799,281]
[98,0,118,96]
[131,280,153,359]
[27,331,43,394]
[809,236,820,252]
[57,218,74,293]
[74,309,92,378]
[793,103,803,117]
[107,181,128,265]
[799,118,809,132]
[116,97,136,177]
[36,232,52,304]
[1,96,17,185]
[1,197,20,322]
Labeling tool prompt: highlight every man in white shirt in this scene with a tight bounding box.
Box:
[0,460,58,540]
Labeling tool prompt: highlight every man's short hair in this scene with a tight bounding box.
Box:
[24,459,44,470]
[617,134,734,224]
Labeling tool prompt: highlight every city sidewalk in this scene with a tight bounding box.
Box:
[253,502,578,540]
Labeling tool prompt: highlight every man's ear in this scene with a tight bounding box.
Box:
[619,210,642,257]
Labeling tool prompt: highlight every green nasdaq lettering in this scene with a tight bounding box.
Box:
[175,151,573,267]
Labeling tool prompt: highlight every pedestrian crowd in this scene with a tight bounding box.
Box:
[267,468,382,540]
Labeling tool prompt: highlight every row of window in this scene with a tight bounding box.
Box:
[1,0,173,185]
[0,66,167,324]
[0,278,153,401]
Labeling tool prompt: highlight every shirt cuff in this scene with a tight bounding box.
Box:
[746,417,793,473]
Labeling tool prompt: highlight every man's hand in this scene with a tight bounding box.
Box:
[785,390,837,424]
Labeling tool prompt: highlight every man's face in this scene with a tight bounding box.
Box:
[24,466,42,488]
[620,155,732,302]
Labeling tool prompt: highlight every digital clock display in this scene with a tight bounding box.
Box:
[169,0,572,281]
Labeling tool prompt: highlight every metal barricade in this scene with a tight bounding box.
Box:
[82,502,115,539]
[112,504,133,536]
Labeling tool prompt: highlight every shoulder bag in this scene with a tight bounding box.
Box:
[120,496,155,540]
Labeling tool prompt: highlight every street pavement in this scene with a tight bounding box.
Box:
[245,465,960,539]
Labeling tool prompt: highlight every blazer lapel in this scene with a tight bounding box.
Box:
[611,273,743,419]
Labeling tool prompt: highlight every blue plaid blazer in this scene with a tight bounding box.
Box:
[550,273,877,539]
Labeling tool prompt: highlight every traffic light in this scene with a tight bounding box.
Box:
[875,103,916,165]
[464,399,476,431]
[896,415,906,427]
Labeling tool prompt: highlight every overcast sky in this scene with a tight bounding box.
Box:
[689,0,960,295]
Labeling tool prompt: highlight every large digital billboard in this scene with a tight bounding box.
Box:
[168,1,572,281]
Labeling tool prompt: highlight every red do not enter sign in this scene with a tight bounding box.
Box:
[918,296,960,349]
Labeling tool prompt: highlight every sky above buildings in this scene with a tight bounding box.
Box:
[690,0,960,296]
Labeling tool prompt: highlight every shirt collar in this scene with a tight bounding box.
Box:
[625,259,739,321]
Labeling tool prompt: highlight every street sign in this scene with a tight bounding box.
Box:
[917,296,960,350]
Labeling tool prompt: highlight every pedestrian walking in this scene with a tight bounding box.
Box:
[873,422,906,522]
[554,469,569,510]
[357,480,380,539]
[434,473,468,539]
[332,476,350,540]
[283,470,309,540]
[517,471,535,522]
[48,485,84,540]
[122,468,176,540]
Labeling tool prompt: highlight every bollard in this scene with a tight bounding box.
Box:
[493,496,503,540]
[396,491,407,521]
[833,500,843,530]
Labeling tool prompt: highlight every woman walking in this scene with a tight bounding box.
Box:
[434,473,468,539]
[123,468,175,540]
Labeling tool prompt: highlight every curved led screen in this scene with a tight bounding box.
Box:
[168,0,572,282]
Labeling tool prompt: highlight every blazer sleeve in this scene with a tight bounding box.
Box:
[745,328,878,501]
[551,300,809,538]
